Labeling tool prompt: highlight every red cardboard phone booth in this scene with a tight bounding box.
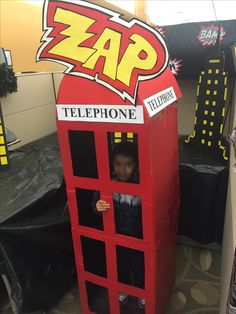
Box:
[37,1,182,313]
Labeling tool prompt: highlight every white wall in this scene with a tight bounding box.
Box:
[1,72,63,148]
[53,72,64,99]
[220,83,236,314]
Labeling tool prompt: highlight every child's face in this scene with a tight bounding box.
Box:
[113,154,136,182]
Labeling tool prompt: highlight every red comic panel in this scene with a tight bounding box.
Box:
[37,0,169,104]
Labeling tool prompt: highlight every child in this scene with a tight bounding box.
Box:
[92,141,145,309]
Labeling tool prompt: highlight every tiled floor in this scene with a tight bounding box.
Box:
[1,242,221,314]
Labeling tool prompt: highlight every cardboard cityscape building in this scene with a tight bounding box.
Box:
[0,105,9,170]
[38,1,182,313]
[185,52,229,161]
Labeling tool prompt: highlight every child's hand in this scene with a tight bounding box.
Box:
[96,200,110,212]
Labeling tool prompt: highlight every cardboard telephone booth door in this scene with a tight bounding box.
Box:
[37,1,182,313]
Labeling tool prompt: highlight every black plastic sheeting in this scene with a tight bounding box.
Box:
[178,136,229,244]
[0,134,76,313]
[164,19,236,78]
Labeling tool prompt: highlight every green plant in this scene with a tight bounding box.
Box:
[0,63,18,97]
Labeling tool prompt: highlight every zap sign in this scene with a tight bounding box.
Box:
[37,0,169,104]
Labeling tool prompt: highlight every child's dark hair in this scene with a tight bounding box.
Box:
[112,141,138,165]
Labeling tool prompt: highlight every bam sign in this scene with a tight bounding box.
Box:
[37,0,169,104]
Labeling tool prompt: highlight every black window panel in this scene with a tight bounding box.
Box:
[69,130,98,178]
[116,245,145,289]
[113,193,143,239]
[81,236,107,278]
[76,188,103,230]
[86,281,110,314]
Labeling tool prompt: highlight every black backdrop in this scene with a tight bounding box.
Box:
[161,19,236,78]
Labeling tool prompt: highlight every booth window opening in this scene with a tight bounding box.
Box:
[86,281,110,314]
[107,132,140,184]
[81,236,107,278]
[68,130,98,179]
[112,193,143,239]
[76,188,104,231]
[116,245,145,289]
